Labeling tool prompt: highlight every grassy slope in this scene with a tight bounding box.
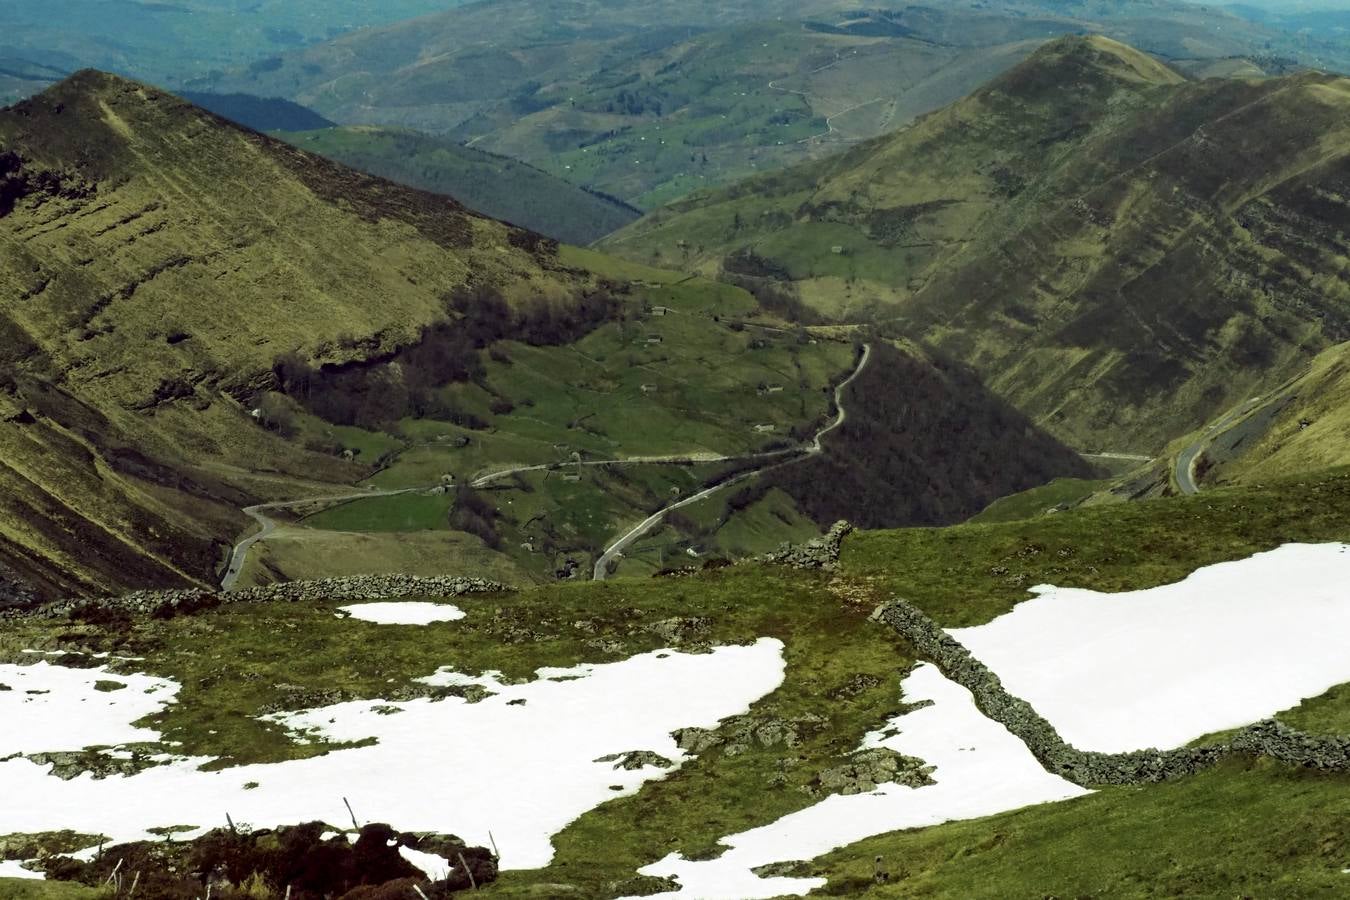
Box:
[604,36,1350,453]
[969,477,1111,524]
[277,127,641,245]
[1203,340,1350,485]
[808,758,1348,897]
[236,526,530,587]
[3,469,1350,895]
[0,70,584,596]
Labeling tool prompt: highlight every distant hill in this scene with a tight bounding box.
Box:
[603,36,1350,453]
[179,91,334,132]
[0,1,473,87]
[198,0,1337,207]
[278,126,640,245]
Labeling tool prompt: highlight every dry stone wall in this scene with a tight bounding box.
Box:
[873,599,1350,786]
[1,574,511,621]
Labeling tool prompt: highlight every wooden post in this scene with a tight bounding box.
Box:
[457,852,478,890]
[343,796,361,832]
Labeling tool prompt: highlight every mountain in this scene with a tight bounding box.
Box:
[197,0,1331,208]
[603,36,1350,452]
[1,70,1091,599]
[0,69,590,599]
[277,126,640,245]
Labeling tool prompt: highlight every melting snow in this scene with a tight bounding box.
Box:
[0,859,43,879]
[0,661,179,756]
[634,664,1088,898]
[952,543,1350,752]
[0,640,785,870]
[338,602,467,625]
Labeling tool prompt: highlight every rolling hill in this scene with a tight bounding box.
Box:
[197,0,1334,208]
[603,35,1350,453]
[277,126,640,244]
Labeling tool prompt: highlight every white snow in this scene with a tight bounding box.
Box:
[399,845,452,880]
[633,664,1088,899]
[0,661,179,756]
[952,543,1350,753]
[338,602,467,625]
[0,640,785,871]
[0,859,43,879]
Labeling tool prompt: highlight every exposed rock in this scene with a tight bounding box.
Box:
[813,748,935,796]
[607,874,681,896]
[760,521,853,571]
[595,750,675,771]
[0,830,102,862]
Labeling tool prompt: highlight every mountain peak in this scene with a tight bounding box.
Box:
[993,33,1187,97]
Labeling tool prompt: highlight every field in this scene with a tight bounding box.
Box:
[234,526,529,588]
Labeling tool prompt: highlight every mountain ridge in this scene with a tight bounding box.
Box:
[602,36,1350,451]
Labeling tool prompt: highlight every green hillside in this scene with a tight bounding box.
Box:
[0,70,591,598]
[604,35,1350,452]
[197,1,1328,209]
[278,126,640,244]
[1,71,1091,599]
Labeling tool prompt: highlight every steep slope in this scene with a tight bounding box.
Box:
[0,70,588,599]
[747,342,1097,529]
[278,126,640,244]
[605,36,1350,451]
[1192,340,1350,486]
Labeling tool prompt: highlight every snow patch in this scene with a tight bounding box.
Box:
[338,602,466,625]
[399,845,452,880]
[633,664,1088,898]
[953,543,1350,752]
[0,640,786,870]
[0,661,179,757]
[0,858,43,880]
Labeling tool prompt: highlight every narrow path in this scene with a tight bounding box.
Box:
[593,344,872,580]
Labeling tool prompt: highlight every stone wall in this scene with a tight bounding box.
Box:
[0,574,512,621]
[873,599,1350,786]
[760,520,854,571]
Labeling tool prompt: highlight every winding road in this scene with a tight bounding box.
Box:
[220,346,872,590]
[1174,397,1266,496]
[592,343,872,580]
[220,488,419,591]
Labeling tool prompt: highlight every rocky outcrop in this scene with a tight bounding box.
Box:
[760,520,853,571]
[813,748,935,796]
[873,599,1350,786]
[1,574,512,621]
[595,750,675,771]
